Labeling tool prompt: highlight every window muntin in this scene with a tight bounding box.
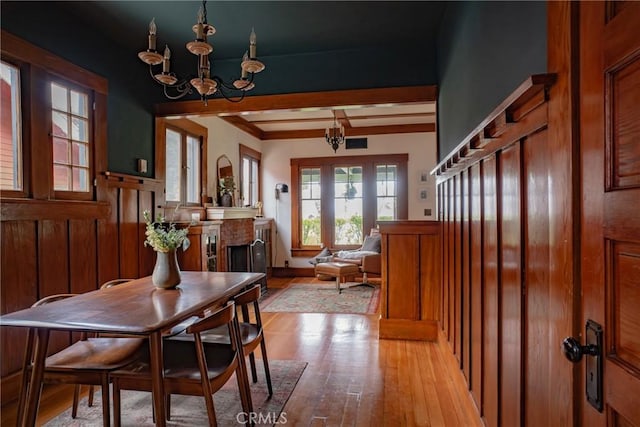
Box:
[0,60,22,192]
[334,166,363,245]
[301,167,321,246]
[51,81,90,193]
[376,164,397,221]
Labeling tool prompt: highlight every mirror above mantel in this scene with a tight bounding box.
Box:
[216,155,234,207]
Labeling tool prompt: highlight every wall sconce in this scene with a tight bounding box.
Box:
[275,183,288,199]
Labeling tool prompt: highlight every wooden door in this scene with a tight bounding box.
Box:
[580,2,640,426]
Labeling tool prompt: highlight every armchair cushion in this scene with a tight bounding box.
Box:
[333,250,378,260]
[361,234,381,253]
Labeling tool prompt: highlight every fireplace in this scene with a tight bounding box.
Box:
[217,218,254,272]
[226,244,250,272]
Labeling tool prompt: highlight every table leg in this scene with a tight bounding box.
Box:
[22,328,49,427]
[149,332,166,427]
[336,275,341,294]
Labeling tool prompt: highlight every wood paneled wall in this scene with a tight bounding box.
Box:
[378,221,440,341]
[0,172,162,405]
[434,69,577,425]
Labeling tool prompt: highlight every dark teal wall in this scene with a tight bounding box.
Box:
[1,1,164,176]
[436,1,547,160]
[2,2,439,177]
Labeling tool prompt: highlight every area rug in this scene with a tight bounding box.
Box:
[44,360,307,426]
[261,283,380,314]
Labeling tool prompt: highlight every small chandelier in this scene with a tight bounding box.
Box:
[325,110,345,153]
[137,0,265,104]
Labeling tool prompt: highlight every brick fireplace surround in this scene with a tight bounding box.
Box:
[217,218,254,272]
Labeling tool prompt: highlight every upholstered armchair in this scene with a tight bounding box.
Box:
[332,230,381,285]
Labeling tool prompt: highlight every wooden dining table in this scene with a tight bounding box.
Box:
[0,271,265,427]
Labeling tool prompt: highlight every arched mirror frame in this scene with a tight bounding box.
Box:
[216,155,234,206]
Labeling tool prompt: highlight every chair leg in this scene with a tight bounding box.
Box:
[202,389,218,427]
[259,339,273,396]
[17,330,35,427]
[100,378,110,427]
[234,364,253,427]
[248,352,258,383]
[72,384,80,418]
[113,379,121,427]
[166,394,171,421]
[88,384,95,407]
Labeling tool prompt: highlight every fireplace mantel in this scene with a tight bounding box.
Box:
[206,207,258,220]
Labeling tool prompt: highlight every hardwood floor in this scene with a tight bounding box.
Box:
[2,277,482,426]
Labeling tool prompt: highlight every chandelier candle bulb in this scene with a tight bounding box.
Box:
[163,45,170,73]
[249,28,257,58]
[196,7,205,39]
[148,18,157,51]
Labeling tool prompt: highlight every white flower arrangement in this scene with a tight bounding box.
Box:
[143,210,190,253]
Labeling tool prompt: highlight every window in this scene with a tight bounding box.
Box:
[156,118,207,207]
[239,144,261,207]
[1,32,107,201]
[0,60,22,192]
[291,154,408,255]
[301,167,321,245]
[376,164,398,220]
[51,81,91,194]
[334,166,363,244]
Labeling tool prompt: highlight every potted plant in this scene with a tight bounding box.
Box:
[143,210,190,289]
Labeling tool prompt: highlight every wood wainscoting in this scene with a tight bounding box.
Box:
[433,71,578,424]
[432,3,584,425]
[0,171,162,406]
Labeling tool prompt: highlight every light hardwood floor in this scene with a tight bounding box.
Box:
[2,277,482,426]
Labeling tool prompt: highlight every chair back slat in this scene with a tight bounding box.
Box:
[233,284,260,306]
[187,302,235,335]
[100,279,134,289]
[32,294,76,307]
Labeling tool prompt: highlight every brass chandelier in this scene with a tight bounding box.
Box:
[138,0,265,104]
[326,110,346,152]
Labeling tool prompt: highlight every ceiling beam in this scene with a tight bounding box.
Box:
[245,110,435,125]
[261,123,435,140]
[219,116,264,140]
[154,85,437,116]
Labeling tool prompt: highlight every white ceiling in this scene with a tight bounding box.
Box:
[202,101,437,139]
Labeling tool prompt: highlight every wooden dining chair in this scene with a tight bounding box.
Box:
[110,301,253,426]
[174,284,273,396]
[229,284,273,396]
[17,294,145,427]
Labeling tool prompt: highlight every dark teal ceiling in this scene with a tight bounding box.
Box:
[59,1,447,61]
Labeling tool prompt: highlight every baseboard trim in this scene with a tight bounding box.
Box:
[272,267,314,277]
